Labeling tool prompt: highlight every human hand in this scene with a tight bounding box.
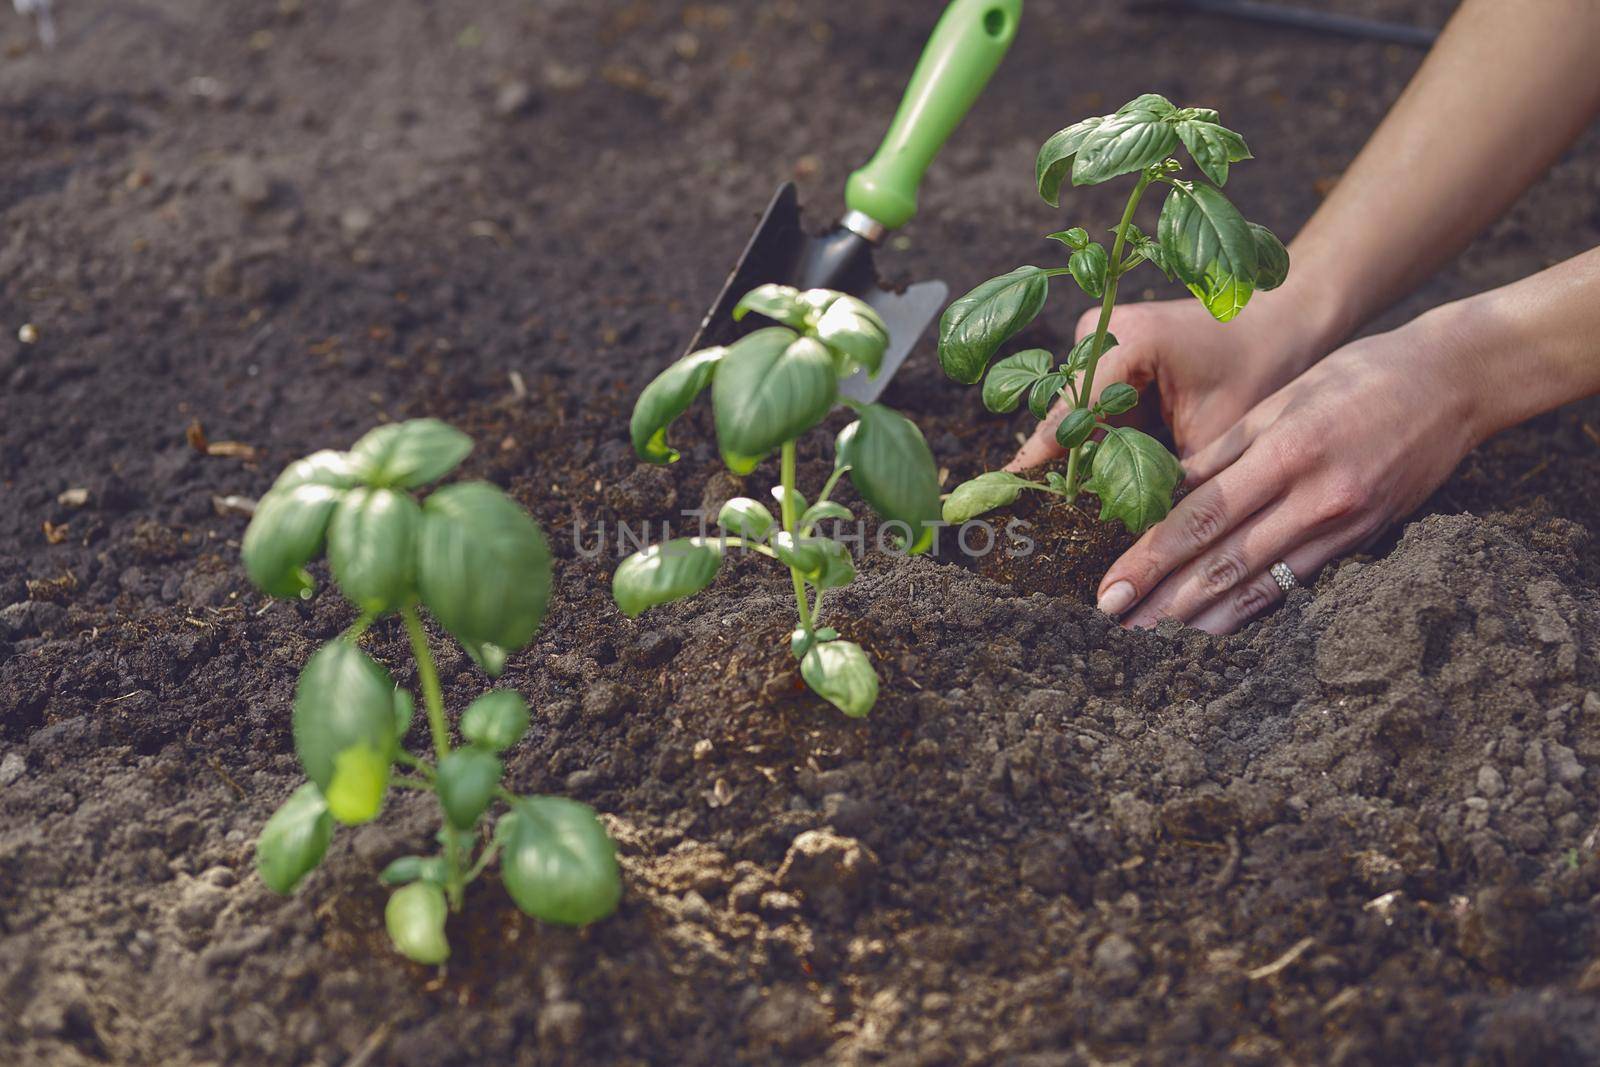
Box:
[1007,293,1326,473]
[1093,311,1483,633]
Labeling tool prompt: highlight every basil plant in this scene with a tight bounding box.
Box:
[617,286,942,718]
[939,94,1289,533]
[242,419,621,965]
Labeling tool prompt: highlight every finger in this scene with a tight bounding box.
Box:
[1006,312,1150,473]
[1119,494,1349,628]
[1005,400,1069,472]
[1182,387,1294,485]
[1094,444,1286,618]
[1186,528,1354,635]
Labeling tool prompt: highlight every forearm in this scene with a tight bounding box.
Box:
[1266,0,1600,358]
[1426,244,1600,443]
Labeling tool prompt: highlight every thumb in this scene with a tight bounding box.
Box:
[1005,400,1069,472]
[1005,327,1148,472]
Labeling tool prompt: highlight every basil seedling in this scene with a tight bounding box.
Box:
[243,419,621,964]
[939,94,1289,532]
[618,287,942,717]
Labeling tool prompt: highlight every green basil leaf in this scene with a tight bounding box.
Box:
[732,283,808,329]
[1175,120,1251,186]
[417,482,552,668]
[460,690,530,751]
[1157,183,1260,322]
[241,484,344,599]
[768,485,808,520]
[612,537,723,618]
[1071,107,1180,187]
[800,639,878,718]
[324,743,391,825]
[1068,331,1119,374]
[789,626,838,660]
[937,267,1049,384]
[1068,243,1109,298]
[1045,227,1090,251]
[1095,382,1139,416]
[326,487,421,615]
[349,419,473,489]
[1249,223,1290,291]
[1131,230,1175,279]
[393,687,415,738]
[1117,93,1176,117]
[437,746,503,830]
[716,497,775,542]
[713,328,837,474]
[1036,117,1106,207]
[499,797,622,926]
[378,855,449,887]
[800,501,853,529]
[1045,471,1071,493]
[386,881,451,964]
[256,782,334,895]
[1082,426,1184,533]
[462,641,507,677]
[982,348,1052,414]
[271,449,363,493]
[630,346,724,464]
[772,531,825,580]
[838,403,942,555]
[813,293,888,378]
[942,470,1032,524]
[292,641,398,806]
[1055,408,1097,449]
[834,422,858,471]
[814,539,856,590]
[1028,372,1069,420]
[776,535,854,590]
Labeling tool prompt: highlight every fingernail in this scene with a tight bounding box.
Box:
[1097,580,1137,618]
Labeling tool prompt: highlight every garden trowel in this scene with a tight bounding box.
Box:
[682,0,1022,403]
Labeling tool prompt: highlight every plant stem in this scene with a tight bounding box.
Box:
[401,607,450,763]
[1065,170,1152,499]
[812,466,847,510]
[400,605,464,909]
[780,441,814,633]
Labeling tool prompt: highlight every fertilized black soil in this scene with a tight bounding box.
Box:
[5,2,1600,1064]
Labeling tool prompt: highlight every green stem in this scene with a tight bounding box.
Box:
[1066,170,1152,499]
[400,605,465,909]
[780,441,813,633]
[812,466,847,509]
[401,607,451,763]
[719,536,779,560]
[394,750,435,775]
[392,775,435,791]
[462,841,500,884]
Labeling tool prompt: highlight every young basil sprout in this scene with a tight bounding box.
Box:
[243,419,621,964]
[938,94,1290,533]
[619,287,943,717]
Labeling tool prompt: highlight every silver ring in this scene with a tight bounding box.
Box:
[1269,561,1298,593]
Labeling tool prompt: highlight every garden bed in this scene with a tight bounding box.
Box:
[3,1,1600,1063]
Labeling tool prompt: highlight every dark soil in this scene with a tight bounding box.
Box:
[971,473,1139,604]
[6,2,1600,1065]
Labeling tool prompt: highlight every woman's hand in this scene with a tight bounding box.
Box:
[1094,311,1484,633]
[1007,293,1327,473]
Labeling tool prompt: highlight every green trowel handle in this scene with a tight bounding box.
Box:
[845,0,1022,232]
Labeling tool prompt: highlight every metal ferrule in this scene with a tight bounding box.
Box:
[841,210,888,244]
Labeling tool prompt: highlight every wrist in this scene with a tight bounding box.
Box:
[1230,278,1350,395]
[1398,299,1508,452]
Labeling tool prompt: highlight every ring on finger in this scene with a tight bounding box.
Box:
[1269,560,1298,593]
